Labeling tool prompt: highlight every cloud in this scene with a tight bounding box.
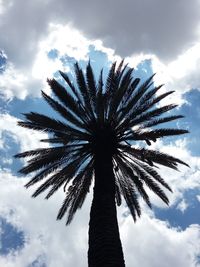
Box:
[120,213,200,267]
[1,0,200,66]
[150,44,200,104]
[0,170,90,267]
[1,114,199,266]
[176,199,188,213]
[0,169,199,267]
[0,0,51,69]
[145,138,200,209]
[0,114,199,266]
[0,0,12,15]
[0,113,48,153]
[31,23,115,80]
[64,0,200,62]
[1,0,200,101]
[0,22,116,100]
[126,42,200,107]
[0,24,89,100]
[0,0,116,72]
[0,62,44,100]
[0,50,7,73]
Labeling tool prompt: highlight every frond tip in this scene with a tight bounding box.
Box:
[15,60,188,224]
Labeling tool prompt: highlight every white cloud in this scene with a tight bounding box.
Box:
[0,0,12,15]
[0,115,199,266]
[0,118,199,267]
[32,23,116,80]
[0,22,116,100]
[0,63,42,100]
[120,213,200,267]
[31,23,89,81]
[0,170,91,267]
[1,0,200,102]
[145,138,200,208]
[0,113,48,152]
[1,158,13,165]
[0,120,199,266]
[1,0,200,64]
[0,170,199,267]
[149,44,200,105]
[177,199,188,213]
[125,42,200,108]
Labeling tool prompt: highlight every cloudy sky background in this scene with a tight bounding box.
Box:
[0,0,200,266]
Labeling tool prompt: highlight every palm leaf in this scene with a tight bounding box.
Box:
[125,128,189,142]
[114,155,152,209]
[108,67,134,121]
[117,104,178,133]
[139,115,185,129]
[31,150,88,198]
[65,161,93,224]
[47,78,89,123]
[86,61,97,112]
[128,160,169,205]
[45,152,90,199]
[74,63,95,119]
[41,90,89,131]
[116,169,141,221]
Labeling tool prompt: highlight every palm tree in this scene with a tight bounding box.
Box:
[15,60,188,267]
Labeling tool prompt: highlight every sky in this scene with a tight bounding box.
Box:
[0,0,200,266]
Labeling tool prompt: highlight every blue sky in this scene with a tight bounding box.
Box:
[0,1,200,266]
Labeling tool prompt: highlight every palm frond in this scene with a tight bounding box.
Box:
[45,152,90,199]
[96,69,104,123]
[47,78,89,123]
[108,67,134,121]
[31,150,89,198]
[139,115,185,129]
[41,90,88,131]
[119,78,140,108]
[19,145,85,175]
[128,159,170,205]
[117,103,178,134]
[62,160,94,225]
[120,145,189,169]
[59,70,81,101]
[115,182,122,206]
[39,137,68,144]
[125,128,189,142]
[133,158,172,192]
[116,167,141,221]
[25,160,66,188]
[114,155,152,209]
[86,61,97,111]
[130,104,178,127]
[19,112,90,140]
[127,89,174,121]
[74,63,95,119]
[117,74,155,121]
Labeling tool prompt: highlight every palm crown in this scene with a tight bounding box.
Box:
[15,60,188,224]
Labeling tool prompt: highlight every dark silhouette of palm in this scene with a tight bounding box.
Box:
[15,61,188,267]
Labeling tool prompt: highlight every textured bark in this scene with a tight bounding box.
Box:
[88,157,125,267]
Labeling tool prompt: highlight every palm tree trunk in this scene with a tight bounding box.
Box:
[88,156,125,267]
